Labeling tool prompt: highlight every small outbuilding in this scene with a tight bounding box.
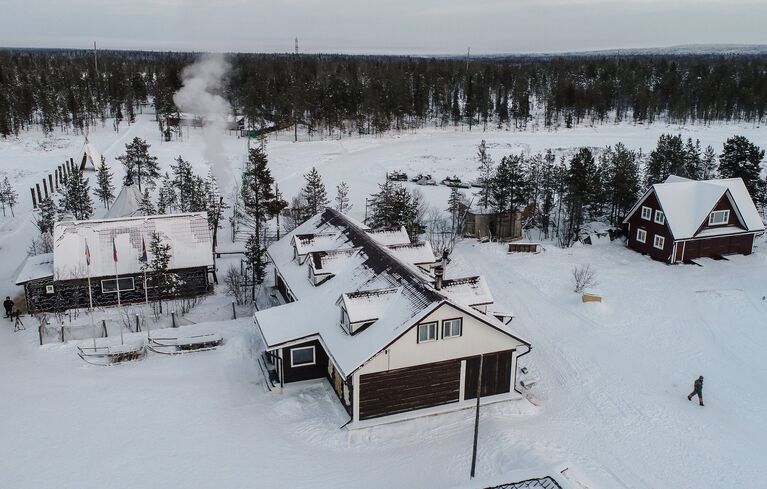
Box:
[623,176,765,264]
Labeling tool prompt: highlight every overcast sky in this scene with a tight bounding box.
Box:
[1,0,765,54]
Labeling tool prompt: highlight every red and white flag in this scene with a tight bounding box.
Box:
[139,236,148,263]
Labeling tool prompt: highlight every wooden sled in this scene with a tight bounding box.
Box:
[77,343,147,366]
[147,334,223,355]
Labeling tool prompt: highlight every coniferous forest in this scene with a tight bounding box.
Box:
[1,48,767,137]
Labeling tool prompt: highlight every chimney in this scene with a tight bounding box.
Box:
[434,265,444,290]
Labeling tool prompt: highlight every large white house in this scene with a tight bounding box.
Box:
[254,208,531,425]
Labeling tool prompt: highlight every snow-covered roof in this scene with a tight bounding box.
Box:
[256,209,525,376]
[104,184,143,219]
[14,253,54,285]
[365,226,411,246]
[53,212,213,279]
[309,248,360,275]
[385,241,436,265]
[293,232,343,259]
[439,276,494,306]
[625,176,765,239]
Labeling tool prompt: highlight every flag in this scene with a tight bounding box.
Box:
[112,238,118,263]
[139,236,148,263]
[85,242,91,267]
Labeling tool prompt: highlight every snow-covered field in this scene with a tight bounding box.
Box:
[1,115,766,488]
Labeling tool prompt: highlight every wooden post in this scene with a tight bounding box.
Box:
[135,315,141,333]
[55,169,59,189]
[60,325,64,343]
[102,319,108,337]
[43,179,48,199]
[470,354,484,479]
[38,324,43,345]
[232,301,237,320]
[70,158,75,173]
[30,188,37,209]
[48,174,54,194]
[171,311,177,328]
[36,184,42,204]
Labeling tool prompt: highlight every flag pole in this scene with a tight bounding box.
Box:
[113,238,123,345]
[141,235,150,338]
[86,241,96,348]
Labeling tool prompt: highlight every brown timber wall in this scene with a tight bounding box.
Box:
[358,358,461,420]
[625,191,673,262]
[464,350,514,400]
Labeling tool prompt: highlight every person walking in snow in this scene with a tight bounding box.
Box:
[688,376,704,406]
[3,296,13,319]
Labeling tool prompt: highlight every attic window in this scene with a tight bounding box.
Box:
[708,210,729,226]
[654,210,665,225]
[641,206,652,220]
[417,322,437,343]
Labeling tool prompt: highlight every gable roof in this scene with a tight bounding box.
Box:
[52,212,213,279]
[256,208,526,376]
[624,176,764,240]
[104,184,143,219]
[15,253,54,285]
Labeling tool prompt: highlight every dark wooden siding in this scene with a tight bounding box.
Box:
[359,359,461,420]
[281,340,329,383]
[625,191,674,262]
[24,267,209,313]
[464,350,514,400]
[682,234,755,261]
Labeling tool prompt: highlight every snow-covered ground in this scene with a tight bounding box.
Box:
[1,115,766,488]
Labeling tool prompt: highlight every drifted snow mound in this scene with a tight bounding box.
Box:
[105,184,143,219]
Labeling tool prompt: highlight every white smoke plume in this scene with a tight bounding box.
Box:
[173,54,233,188]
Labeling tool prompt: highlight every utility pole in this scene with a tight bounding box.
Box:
[470,353,484,479]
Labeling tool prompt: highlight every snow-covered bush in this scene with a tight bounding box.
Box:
[572,264,597,293]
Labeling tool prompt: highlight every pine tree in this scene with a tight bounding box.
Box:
[156,173,177,214]
[565,148,597,244]
[58,167,93,220]
[0,176,19,217]
[701,145,718,180]
[335,181,352,213]
[539,150,557,237]
[719,135,765,202]
[203,171,228,249]
[446,187,469,236]
[475,140,495,210]
[240,146,286,291]
[94,156,115,209]
[144,231,174,310]
[171,156,194,211]
[646,134,686,184]
[491,154,528,238]
[683,138,702,180]
[603,143,640,225]
[368,180,424,240]
[137,188,156,216]
[300,167,329,218]
[35,197,56,234]
[116,137,160,191]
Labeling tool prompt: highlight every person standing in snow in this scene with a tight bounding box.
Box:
[3,297,13,319]
[688,376,704,406]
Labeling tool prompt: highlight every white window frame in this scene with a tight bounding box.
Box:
[100,277,135,294]
[417,321,438,343]
[636,228,647,243]
[290,346,316,367]
[654,210,665,225]
[45,285,55,294]
[708,210,730,226]
[442,318,463,339]
[641,206,652,220]
[653,234,665,250]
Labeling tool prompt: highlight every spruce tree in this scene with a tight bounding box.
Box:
[701,145,718,180]
[539,150,557,236]
[0,176,18,217]
[58,167,93,220]
[491,154,528,238]
[171,156,194,211]
[368,180,424,240]
[300,167,329,218]
[646,134,686,184]
[137,188,156,216]
[335,181,352,213]
[240,146,286,291]
[157,173,177,214]
[475,139,495,210]
[35,197,56,234]
[446,187,469,236]
[683,138,702,180]
[604,143,640,225]
[94,156,115,209]
[116,137,160,191]
[719,135,765,202]
[204,171,228,249]
[565,148,597,244]
[144,231,174,310]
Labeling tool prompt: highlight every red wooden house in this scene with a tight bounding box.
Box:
[623,176,764,264]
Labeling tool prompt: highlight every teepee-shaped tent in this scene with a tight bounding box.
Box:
[105,184,143,219]
[79,139,103,171]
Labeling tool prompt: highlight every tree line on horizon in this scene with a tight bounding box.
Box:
[1,49,766,137]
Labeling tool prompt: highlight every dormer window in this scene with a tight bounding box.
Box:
[708,210,729,226]
[641,206,652,220]
[654,210,665,225]
[417,322,437,343]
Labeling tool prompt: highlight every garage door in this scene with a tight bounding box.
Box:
[358,359,461,420]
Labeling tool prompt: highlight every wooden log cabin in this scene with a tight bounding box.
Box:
[623,176,765,264]
[254,208,531,425]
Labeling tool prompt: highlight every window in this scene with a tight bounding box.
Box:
[290,346,315,367]
[654,210,665,225]
[45,285,54,294]
[417,322,438,343]
[653,235,665,250]
[708,210,730,226]
[636,228,647,243]
[442,318,462,339]
[100,277,135,294]
[641,206,652,220]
